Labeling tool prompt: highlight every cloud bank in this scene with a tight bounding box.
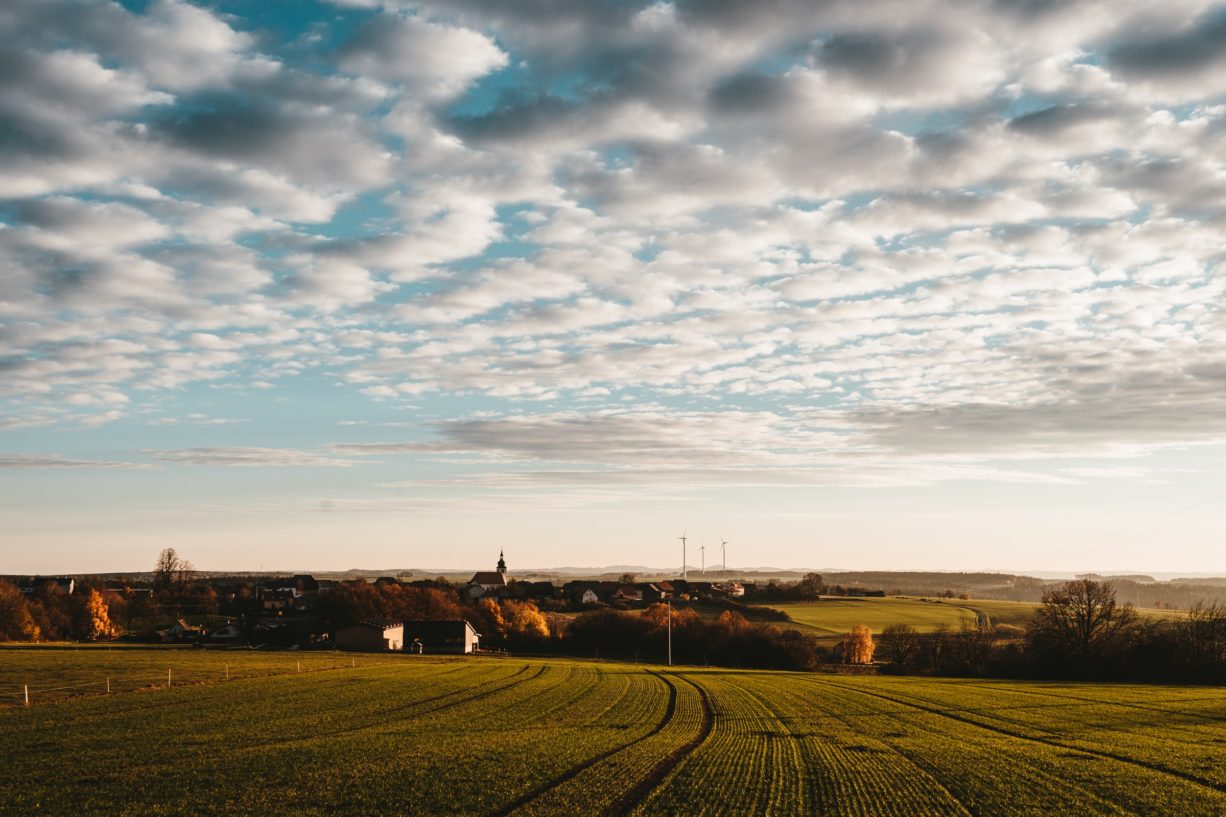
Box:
[4,0,1226,491]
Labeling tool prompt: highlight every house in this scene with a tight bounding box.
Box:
[159,619,204,643]
[641,583,670,601]
[403,620,480,654]
[208,622,244,643]
[468,550,510,599]
[563,581,605,604]
[718,581,745,598]
[26,577,75,595]
[335,620,404,652]
[510,580,559,601]
[613,586,642,603]
[258,587,297,610]
[291,575,320,594]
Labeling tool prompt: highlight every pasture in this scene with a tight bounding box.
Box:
[2,648,1224,816]
[754,596,1181,641]
[758,596,997,638]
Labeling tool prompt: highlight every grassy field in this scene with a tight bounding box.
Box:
[754,596,1183,641]
[2,648,1224,816]
[756,596,1005,638]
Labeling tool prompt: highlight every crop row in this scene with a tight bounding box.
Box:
[794,675,1226,815]
[4,653,1225,816]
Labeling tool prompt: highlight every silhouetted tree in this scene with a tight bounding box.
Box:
[1027,579,1139,676]
[879,623,920,672]
[153,548,194,593]
[0,580,39,641]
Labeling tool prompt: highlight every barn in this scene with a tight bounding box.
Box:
[334,620,404,652]
[403,620,480,655]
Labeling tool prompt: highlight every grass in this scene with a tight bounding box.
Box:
[754,596,1181,641]
[757,596,989,638]
[2,648,1224,816]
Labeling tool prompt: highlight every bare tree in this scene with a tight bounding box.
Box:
[879,623,920,672]
[1183,601,1226,677]
[1027,579,1139,666]
[153,548,194,593]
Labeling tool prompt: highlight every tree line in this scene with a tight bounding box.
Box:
[876,579,1226,683]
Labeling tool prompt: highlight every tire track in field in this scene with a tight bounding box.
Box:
[740,679,976,817]
[801,679,1137,817]
[230,664,545,753]
[599,673,714,817]
[813,678,1226,796]
[954,680,1226,729]
[486,670,675,817]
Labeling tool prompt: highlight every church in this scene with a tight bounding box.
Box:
[467,550,509,599]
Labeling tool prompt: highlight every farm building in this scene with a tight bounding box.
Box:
[718,582,745,598]
[24,577,75,595]
[208,622,244,643]
[335,620,404,652]
[403,620,480,654]
[613,586,642,602]
[642,583,671,601]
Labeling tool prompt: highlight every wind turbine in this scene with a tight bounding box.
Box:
[678,531,688,580]
[721,537,729,575]
[701,542,706,575]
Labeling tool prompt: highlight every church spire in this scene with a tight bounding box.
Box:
[497,549,507,574]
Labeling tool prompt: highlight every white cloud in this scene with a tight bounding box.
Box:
[148,447,357,467]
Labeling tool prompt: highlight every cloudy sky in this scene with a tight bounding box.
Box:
[4,0,1226,575]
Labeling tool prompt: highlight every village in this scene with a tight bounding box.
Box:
[4,551,775,655]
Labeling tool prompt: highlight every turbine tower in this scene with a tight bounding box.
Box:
[678,531,688,580]
[721,537,729,575]
[700,542,706,575]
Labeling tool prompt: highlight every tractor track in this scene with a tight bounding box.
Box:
[597,673,714,817]
[487,670,677,817]
[811,678,1226,796]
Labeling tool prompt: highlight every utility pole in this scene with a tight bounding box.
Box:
[667,600,672,667]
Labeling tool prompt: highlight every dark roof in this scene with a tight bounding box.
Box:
[347,619,403,631]
[403,619,480,638]
[470,571,508,586]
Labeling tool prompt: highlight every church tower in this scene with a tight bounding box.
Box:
[497,549,507,575]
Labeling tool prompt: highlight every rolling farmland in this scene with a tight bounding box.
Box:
[3,649,1225,816]
[755,596,1182,641]
[756,597,1000,638]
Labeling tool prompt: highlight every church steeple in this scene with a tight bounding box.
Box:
[497,549,507,574]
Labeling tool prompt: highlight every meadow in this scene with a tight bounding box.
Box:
[755,596,1178,642]
[755,596,1022,639]
[2,648,1224,816]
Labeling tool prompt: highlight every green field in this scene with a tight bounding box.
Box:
[3,648,1224,816]
[755,596,1180,641]
[757,597,1004,638]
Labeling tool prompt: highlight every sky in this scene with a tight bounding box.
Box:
[3,0,1226,576]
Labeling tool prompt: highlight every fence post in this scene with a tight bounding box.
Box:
[168,668,172,688]
[24,684,29,706]
[297,660,301,673]
[225,664,229,681]
[106,678,111,694]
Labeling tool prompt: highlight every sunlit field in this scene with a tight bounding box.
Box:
[3,649,1223,816]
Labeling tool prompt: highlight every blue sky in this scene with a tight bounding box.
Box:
[4,0,1226,574]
